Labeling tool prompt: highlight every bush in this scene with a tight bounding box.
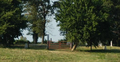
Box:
[44,40,47,44]
[14,40,28,44]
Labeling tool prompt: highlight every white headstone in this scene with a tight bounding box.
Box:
[98,41,102,47]
[85,43,88,46]
[110,41,112,47]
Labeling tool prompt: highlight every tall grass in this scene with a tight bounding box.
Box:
[0,45,120,62]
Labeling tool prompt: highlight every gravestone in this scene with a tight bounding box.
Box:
[25,43,28,48]
[25,41,29,49]
[110,41,112,47]
[98,41,102,47]
[104,45,107,50]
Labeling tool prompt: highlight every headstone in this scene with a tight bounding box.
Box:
[110,41,112,47]
[104,45,107,50]
[98,41,102,47]
[85,43,88,47]
[25,43,28,49]
[99,43,102,47]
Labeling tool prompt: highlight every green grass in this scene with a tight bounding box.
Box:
[0,45,120,62]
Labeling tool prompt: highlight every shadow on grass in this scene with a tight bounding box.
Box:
[10,44,120,53]
[7,44,70,52]
[78,49,120,53]
[9,44,48,50]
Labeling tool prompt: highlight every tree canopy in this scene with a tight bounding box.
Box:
[0,0,27,47]
[23,0,55,44]
[55,0,120,51]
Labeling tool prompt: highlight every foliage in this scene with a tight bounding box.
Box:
[110,0,120,46]
[58,39,67,42]
[14,40,27,44]
[14,36,28,44]
[23,0,54,44]
[55,0,120,50]
[0,0,27,47]
[43,39,48,44]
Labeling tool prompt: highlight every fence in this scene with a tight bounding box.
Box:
[48,41,71,49]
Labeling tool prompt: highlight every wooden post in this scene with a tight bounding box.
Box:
[59,42,61,49]
[70,42,72,49]
[47,41,49,49]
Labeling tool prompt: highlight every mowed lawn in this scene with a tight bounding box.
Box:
[0,45,120,62]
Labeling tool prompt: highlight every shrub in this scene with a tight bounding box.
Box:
[14,40,28,44]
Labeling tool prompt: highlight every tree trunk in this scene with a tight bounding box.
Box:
[3,34,7,47]
[71,43,77,51]
[90,41,92,51]
[33,31,38,44]
[0,37,2,42]
[41,14,46,44]
[70,42,73,49]
[90,44,92,50]
[41,34,44,44]
[41,22,45,44]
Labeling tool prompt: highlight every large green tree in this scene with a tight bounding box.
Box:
[23,1,41,44]
[55,0,117,51]
[0,0,27,47]
[109,0,120,46]
[24,0,54,44]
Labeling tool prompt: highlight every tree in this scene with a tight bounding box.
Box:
[55,0,116,51]
[109,0,120,46]
[0,0,27,47]
[23,0,54,44]
[23,1,40,44]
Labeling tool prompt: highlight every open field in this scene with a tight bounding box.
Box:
[0,45,120,62]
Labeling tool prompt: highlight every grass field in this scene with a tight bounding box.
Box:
[0,44,120,62]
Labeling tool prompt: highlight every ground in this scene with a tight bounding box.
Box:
[0,44,120,62]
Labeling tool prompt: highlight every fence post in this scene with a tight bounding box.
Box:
[49,41,51,49]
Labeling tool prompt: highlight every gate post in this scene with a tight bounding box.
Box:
[59,42,61,49]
